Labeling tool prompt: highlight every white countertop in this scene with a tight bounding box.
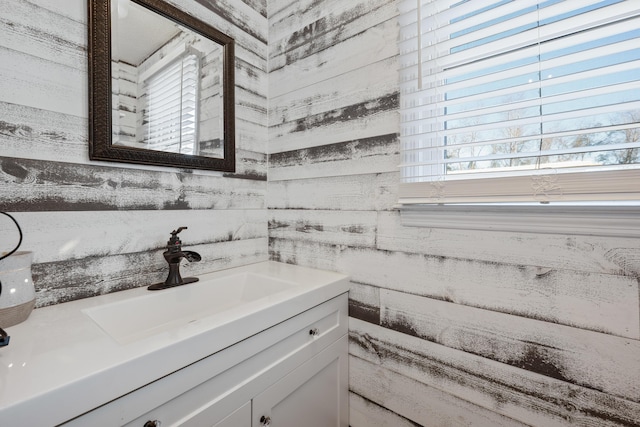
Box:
[0,261,349,426]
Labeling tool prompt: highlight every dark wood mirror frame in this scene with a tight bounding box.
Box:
[88,0,235,171]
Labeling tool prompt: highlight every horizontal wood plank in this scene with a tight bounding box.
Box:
[341,246,640,339]
[377,211,640,277]
[350,318,640,427]
[0,210,266,263]
[166,0,268,61]
[0,46,86,117]
[0,0,86,70]
[232,149,268,181]
[348,282,381,325]
[269,0,348,44]
[240,0,266,18]
[0,157,266,211]
[268,237,340,271]
[235,56,268,101]
[266,172,398,211]
[34,238,268,307]
[193,0,267,44]
[233,119,269,154]
[27,0,86,22]
[269,0,397,71]
[270,238,639,339]
[269,94,399,154]
[269,57,398,126]
[350,354,529,427]
[268,210,377,247]
[237,85,267,122]
[268,133,399,181]
[349,392,421,427]
[269,19,398,98]
[379,289,640,402]
[0,101,87,163]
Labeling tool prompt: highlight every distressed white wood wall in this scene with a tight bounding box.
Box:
[267,0,640,426]
[0,0,269,305]
[2,0,640,425]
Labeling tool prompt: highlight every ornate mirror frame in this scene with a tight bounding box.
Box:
[88,0,235,171]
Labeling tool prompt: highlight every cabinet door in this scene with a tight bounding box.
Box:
[252,335,348,427]
[213,401,251,427]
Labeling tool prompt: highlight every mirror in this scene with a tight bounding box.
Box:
[89,0,235,171]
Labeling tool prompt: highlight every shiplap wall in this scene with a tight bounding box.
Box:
[2,0,640,425]
[267,1,640,426]
[0,0,268,305]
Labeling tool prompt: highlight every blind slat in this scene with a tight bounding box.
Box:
[141,51,200,155]
[399,0,640,204]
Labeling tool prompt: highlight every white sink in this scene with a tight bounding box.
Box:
[83,273,297,344]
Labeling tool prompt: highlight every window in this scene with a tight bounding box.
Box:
[399,0,640,205]
[139,50,200,155]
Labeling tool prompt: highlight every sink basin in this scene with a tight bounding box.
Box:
[83,273,297,344]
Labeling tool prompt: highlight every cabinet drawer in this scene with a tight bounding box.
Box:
[62,293,348,427]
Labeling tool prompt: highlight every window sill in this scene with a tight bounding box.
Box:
[399,205,640,238]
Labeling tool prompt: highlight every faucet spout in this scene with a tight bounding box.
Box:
[148,228,201,291]
[182,251,202,263]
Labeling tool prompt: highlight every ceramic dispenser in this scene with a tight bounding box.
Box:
[0,251,36,328]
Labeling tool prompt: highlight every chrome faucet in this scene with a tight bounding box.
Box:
[148,227,201,290]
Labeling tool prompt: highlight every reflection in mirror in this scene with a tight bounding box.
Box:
[88,0,235,171]
[111,0,224,158]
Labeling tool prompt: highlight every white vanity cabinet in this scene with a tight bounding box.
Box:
[62,293,348,427]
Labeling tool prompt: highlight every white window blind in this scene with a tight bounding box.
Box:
[140,52,200,155]
[399,0,640,204]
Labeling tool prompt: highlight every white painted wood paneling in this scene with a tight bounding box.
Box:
[269,109,398,155]
[269,210,377,248]
[269,57,398,126]
[0,210,266,263]
[267,173,398,211]
[28,0,86,23]
[270,237,639,339]
[348,282,380,325]
[0,101,87,163]
[343,246,640,339]
[4,0,638,423]
[380,289,640,401]
[377,211,640,277]
[0,47,86,117]
[269,135,399,181]
[350,355,529,426]
[269,19,398,98]
[1,0,269,306]
[350,392,419,427]
[36,238,268,307]
[0,157,266,211]
[269,0,397,72]
[267,0,640,423]
[0,0,86,69]
[165,0,268,47]
[351,318,640,426]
